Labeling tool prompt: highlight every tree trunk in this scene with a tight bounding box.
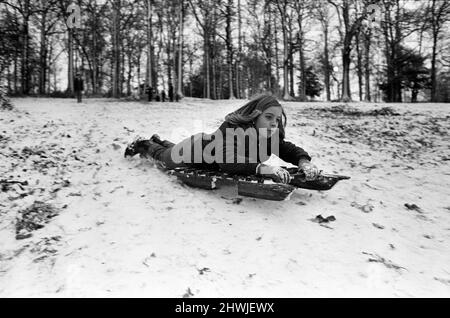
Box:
[121,43,126,96]
[226,0,235,99]
[21,1,30,95]
[288,31,294,97]
[177,0,184,98]
[298,32,306,101]
[14,46,18,93]
[274,9,280,97]
[218,63,223,99]
[341,41,352,102]
[189,58,193,97]
[356,33,363,101]
[146,0,153,89]
[323,25,331,101]
[171,31,177,97]
[47,40,52,92]
[167,36,172,91]
[211,3,217,100]
[364,31,371,102]
[431,31,438,102]
[68,29,74,94]
[205,38,211,99]
[332,0,369,102]
[156,15,164,92]
[394,1,402,102]
[236,0,242,98]
[294,1,306,101]
[265,4,272,92]
[39,8,47,95]
[112,0,121,98]
[430,0,437,102]
[127,52,132,96]
[282,32,292,100]
[137,50,141,90]
[276,0,293,101]
[92,18,98,95]
[211,54,217,99]
[7,62,11,93]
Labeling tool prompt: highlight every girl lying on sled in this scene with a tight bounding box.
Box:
[124,95,319,184]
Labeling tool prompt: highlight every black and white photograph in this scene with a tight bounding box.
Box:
[0,0,449,300]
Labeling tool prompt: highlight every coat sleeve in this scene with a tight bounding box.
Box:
[279,139,311,166]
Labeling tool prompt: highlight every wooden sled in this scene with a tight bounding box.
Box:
[167,166,350,201]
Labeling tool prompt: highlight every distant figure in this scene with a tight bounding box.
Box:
[139,83,145,98]
[168,83,174,102]
[161,90,166,102]
[147,85,153,102]
[155,94,160,102]
[74,73,84,103]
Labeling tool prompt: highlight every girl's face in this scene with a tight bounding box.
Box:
[254,106,282,138]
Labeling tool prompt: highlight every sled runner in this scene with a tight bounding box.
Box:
[165,166,350,201]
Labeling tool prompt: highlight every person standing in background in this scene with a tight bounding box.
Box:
[168,83,174,102]
[74,73,84,103]
[147,85,153,102]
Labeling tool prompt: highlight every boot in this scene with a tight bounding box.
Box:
[124,137,150,158]
[150,134,163,145]
[150,134,174,148]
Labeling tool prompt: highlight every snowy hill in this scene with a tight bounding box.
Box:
[0,97,449,297]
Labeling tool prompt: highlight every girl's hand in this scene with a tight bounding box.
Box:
[298,160,320,181]
[257,164,291,184]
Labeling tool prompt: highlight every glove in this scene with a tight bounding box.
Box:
[298,160,320,181]
[256,164,291,184]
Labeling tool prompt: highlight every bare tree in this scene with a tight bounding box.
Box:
[189,0,215,99]
[3,0,36,94]
[35,0,59,94]
[328,0,371,102]
[363,26,372,101]
[275,0,294,100]
[111,0,120,97]
[292,0,311,101]
[146,0,153,90]
[248,0,275,94]
[381,0,422,102]
[426,0,450,102]
[224,0,235,99]
[236,0,242,98]
[314,1,332,101]
[177,0,185,98]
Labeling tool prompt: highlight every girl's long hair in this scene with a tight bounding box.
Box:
[224,95,287,139]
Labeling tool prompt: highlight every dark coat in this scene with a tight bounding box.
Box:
[175,121,311,175]
[74,77,83,92]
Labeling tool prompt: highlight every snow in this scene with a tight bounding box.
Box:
[0,97,449,297]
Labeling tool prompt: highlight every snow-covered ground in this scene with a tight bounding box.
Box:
[0,97,449,297]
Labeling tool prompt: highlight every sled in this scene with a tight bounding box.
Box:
[126,137,350,201]
[166,166,350,201]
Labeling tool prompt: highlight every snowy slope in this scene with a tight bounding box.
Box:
[0,97,449,297]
